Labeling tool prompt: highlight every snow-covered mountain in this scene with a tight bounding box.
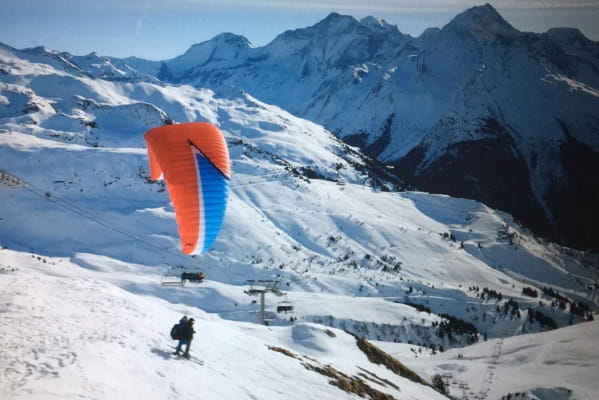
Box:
[1,6,599,400]
[174,4,597,253]
[3,4,597,251]
[56,3,598,253]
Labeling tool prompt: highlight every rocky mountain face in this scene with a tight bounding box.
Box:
[6,4,598,251]
[389,6,599,251]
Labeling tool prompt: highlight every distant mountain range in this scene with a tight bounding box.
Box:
[2,3,598,251]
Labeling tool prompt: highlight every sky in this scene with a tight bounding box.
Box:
[1,0,598,60]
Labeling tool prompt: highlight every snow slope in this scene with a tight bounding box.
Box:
[0,249,446,400]
[1,31,598,399]
[379,319,599,400]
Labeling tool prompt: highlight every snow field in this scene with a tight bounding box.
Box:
[0,249,447,400]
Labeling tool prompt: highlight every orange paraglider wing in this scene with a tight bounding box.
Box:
[144,122,230,254]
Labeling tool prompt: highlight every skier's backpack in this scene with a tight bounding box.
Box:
[170,323,181,340]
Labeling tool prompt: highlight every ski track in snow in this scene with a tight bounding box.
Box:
[0,272,133,396]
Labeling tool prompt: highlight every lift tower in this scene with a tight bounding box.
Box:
[245,280,283,325]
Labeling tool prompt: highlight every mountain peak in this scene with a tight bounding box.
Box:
[279,12,399,43]
[166,32,251,76]
[443,3,518,43]
[460,3,505,21]
[322,12,351,22]
[211,32,252,48]
[360,16,399,34]
[314,12,361,33]
[180,32,251,58]
[22,45,55,55]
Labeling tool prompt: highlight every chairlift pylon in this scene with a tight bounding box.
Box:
[244,279,289,324]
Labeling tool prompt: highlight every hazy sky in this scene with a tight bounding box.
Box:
[1,0,598,60]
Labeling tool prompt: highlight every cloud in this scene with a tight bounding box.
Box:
[135,2,152,35]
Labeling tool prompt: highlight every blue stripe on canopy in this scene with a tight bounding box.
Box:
[195,150,230,252]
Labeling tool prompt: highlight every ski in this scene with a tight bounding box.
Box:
[171,352,204,365]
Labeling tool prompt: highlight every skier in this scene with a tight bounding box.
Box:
[171,316,188,354]
[173,317,196,359]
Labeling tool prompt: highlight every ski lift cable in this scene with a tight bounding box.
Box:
[1,168,189,262]
[0,167,288,259]
[230,172,291,190]
[232,172,289,183]
[231,180,284,190]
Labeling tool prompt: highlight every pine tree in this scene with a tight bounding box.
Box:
[431,374,447,394]
[157,61,174,81]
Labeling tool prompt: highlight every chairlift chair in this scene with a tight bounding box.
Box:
[160,265,204,286]
[276,299,294,313]
[160,264,184,286]
[161,274,184,286]
[181,271,205,284]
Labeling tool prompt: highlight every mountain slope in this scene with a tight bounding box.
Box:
[379,318,599,399]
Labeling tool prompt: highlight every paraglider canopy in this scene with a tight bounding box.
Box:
[144,122,230,255]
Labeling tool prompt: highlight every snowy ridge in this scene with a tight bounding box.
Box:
[1,8,599,400]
